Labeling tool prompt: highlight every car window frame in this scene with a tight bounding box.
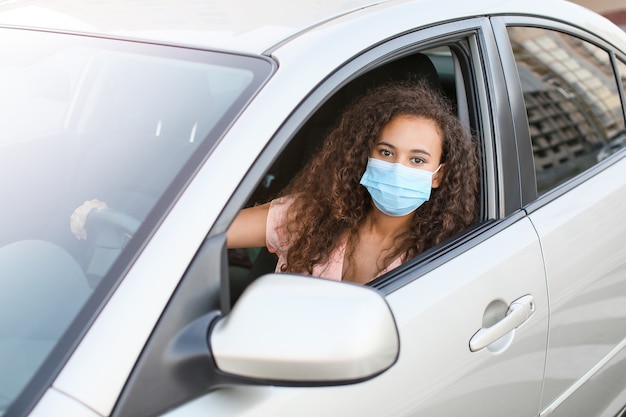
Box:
[491,16,626,212]
[217,17,520,297]
[374,22,524,294]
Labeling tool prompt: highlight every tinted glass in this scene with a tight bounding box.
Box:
[617,58,626,120]
[508,27,626,194]
[610,58,626,160]
[0,28,270,415]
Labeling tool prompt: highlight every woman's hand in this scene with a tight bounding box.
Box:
[70,199,108,240]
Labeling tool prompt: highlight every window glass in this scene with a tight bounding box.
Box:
[611,58,626,159]
[619,59,626,93]
[0,27,270,416]
[508,27,626,194]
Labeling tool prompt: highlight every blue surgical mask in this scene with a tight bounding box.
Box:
[359,158,441,217]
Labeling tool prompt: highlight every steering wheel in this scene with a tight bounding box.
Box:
[84,207,140,285]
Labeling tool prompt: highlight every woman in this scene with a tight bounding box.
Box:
[227,80,479,284]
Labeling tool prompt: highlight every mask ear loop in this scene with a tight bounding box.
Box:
[430,163,445,190]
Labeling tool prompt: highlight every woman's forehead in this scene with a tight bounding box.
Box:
[378,115,443,149]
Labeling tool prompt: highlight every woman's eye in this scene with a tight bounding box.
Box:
[380,150,392,157]
[410,157,425,164]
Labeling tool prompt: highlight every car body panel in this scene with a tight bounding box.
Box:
[28,389,99,417]
[378,217,548,417]
[528,158,626,415]
[490,12,626,415]
[0,0,625,416]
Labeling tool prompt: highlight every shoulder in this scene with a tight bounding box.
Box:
[266,195,297,252]
[268,195,297,219]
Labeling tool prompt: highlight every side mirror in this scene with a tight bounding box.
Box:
[209,273,399,385]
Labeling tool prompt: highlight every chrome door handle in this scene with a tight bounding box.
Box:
[469,295,535,352]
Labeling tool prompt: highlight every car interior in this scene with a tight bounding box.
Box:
[227,46,478,304]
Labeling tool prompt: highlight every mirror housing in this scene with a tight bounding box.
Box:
[209,273,399,385]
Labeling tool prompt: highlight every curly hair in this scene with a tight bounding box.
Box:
[277,80,479,276]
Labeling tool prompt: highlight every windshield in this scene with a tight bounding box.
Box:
[0,28,271,415]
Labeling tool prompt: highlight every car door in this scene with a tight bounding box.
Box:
[494,17,626,417]
[143,19,550,417]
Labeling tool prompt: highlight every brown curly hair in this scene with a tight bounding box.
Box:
[277,80,479,276]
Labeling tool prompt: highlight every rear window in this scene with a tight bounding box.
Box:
[507,26,626,194]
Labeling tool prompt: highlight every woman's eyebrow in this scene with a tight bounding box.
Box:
[376,141,396,149]
[376,141,431,156]
[410,149,431,156]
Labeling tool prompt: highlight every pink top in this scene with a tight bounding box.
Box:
[265,197,403,281]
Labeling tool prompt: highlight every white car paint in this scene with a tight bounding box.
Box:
[0,0,624,416]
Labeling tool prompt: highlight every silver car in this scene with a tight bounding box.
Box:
[1,0,625,416]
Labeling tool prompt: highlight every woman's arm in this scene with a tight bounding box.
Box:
[226,202,271,248]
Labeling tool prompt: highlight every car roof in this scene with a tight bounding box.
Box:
[0,0,390,53]
[0,0,623,55]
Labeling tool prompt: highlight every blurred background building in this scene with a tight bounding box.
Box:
[571,0,626,30]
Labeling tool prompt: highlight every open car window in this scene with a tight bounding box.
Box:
[228,43,484,304]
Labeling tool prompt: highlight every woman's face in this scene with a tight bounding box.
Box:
[370,114,445,188]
